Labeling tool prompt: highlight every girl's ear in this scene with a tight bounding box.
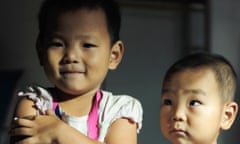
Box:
[221,101,238,130]
[108,40,124,70]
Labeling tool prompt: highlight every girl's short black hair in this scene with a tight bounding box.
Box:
[37,0,121,46]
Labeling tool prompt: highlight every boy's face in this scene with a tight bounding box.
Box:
[40,8,123,95]
[160,68,226,144]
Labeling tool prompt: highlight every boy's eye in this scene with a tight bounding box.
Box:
[163,99,172,105]
[189,100,201,106]
[83,43,96,48]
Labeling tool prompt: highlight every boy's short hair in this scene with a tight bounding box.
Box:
[163,52,237,102]
[37,0,121,47]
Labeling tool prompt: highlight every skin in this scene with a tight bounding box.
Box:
[11,8,138,144]
[159,68,238,144]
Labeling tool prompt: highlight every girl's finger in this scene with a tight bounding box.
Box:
[9,126,35,136]
[13,116,36,128]
[14,136,39,144]
[45,109,55,115]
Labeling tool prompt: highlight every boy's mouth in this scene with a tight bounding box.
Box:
[168,123,188,136]
[169,127,188,137]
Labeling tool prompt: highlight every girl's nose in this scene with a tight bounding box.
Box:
[62,47,79,64]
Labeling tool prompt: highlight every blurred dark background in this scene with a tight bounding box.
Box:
[0,0,239,143]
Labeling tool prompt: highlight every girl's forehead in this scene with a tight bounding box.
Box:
[43,8,109,37]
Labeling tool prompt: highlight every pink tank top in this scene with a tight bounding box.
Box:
[52,90,102,140]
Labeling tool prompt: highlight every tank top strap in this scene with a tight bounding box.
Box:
[52,90,102,140]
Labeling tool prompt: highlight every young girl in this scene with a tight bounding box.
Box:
[9,0,143,143]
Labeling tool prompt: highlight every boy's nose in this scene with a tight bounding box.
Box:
[172,105,187,121]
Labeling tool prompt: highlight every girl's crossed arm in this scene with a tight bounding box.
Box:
[10,98,138,144]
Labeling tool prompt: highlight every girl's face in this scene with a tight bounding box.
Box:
[41,8,123,96]
[159,68,226,144]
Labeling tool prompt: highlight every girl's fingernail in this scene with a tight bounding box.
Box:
[13,117,19,121]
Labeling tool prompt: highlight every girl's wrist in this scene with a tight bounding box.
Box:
[51,119,67,143]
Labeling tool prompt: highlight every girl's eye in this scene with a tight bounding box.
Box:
[83,43,96,48]
[163,99,172,105]
[189,100,201,106]
[48,42,64,48]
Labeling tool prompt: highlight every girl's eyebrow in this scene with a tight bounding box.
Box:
[75,34,98,41]
[52,32,98,41]
[48,33,65,40]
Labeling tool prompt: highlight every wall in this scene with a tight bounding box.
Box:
[107,6,184,144]
[0,1,52,143]
[0,0,50,86]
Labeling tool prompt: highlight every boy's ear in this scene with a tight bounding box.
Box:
[221,101,238,130]
[108,40,124,70]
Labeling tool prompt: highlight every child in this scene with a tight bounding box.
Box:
[9,0,143,143]
[159,52,238,144]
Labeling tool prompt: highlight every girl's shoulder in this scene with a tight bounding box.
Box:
[99,90,143,132]
[100,90,142,109]
[16,84,53,114]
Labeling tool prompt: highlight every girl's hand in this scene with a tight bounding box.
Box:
[10,109,62,144]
